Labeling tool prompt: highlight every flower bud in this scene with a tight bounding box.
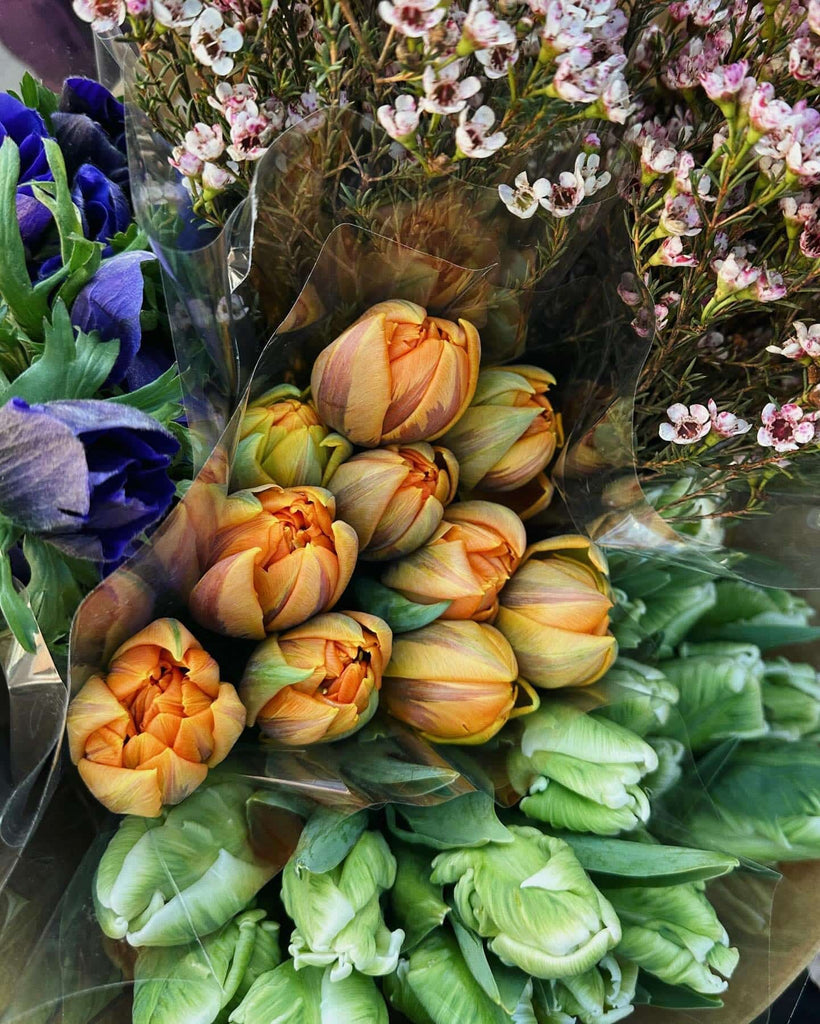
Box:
[762,657,820,740]
[602,883,738,996]
[133,908,280,1024]
[240,611,392,745]
[496,536,617,689]
[509,703,659,835]
[380,500,526,622]
[382,619,537,744]
[441,365,562,491]
[430,826,621,978]
[282,830,404,980]
[311,299,481,447]
[328,443,458,560]
[189,485,358,638]
[94,783,279,947]
[67,618,245,817]
[536,955,638,1024]
[230,963,388,1024]
[232,384,352,491]
[590,658,680,737]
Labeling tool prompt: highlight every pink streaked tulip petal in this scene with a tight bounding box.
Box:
[190,547,267,638]
[208,684,248,764]
[67,675,131,765]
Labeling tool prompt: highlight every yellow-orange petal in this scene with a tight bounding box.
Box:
[208,683,247,765]
[190,548,267,639]
[67,675,131,765]
[139,746,209,806]
[77,760,164,818]
[329,520,359,606]
[258,688,341,745]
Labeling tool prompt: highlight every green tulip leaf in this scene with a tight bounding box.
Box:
[387,791,512,850]
[350,577,451,633]
[391,844,450,951]
[634,973,724,1009]
[293,807,369,875]
[559,836,738,887]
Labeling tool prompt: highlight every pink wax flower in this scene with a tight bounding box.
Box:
[757,403,817,453]
[659,403,711,444]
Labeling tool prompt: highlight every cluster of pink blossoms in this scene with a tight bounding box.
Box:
[498,144,611,220]
[660,400,819,454]
[376,0,633,157]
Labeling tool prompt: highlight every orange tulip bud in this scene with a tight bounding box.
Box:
[442,366,563,492]
[310,300,481,447]
[380,501,527,622]
[328,443,459,561]
[232,384,352,491]
[240,611,392,745]
[496,536,617,689]
[189,485,358,639]
[382,619,537,745]
[66,618,245,817]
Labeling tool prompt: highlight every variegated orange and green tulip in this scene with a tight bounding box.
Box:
[496,536,617,689]
[442,365,563,492]
[232,384,352,491]
[310,300,481,447]
[380,501,526,622]
[189,486,358,639]
[381,619,537,744]
[240,611,392,745]
[328,443,459,561]
[66,618,245,817]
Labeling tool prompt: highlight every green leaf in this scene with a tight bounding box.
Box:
[22,536,93,647]
[560,836,738,887]
[292,807,369,875]
[634,973,724,1009]
[391,844,450,951]
[351,576,451,633]
[17,73,58,128]
[0,139,49,339]
[386,791,512,850]
[107,365,183,424]
[0,551,38,653]
[32,140,82,268]
[344,747,460,799]
[0,300,119,403]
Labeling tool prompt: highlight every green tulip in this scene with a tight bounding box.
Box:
[509,704,659,835]
[390,843,450,951]
[591,658,679,737]
[94,783,278,947]
[133,908,280,1024]
[689,578,820,650]
[282,830,403,980]
[656,642,767,751]
[430,826,621,978]
[642,737,686,801]
[534,955,639,1024]
[229,962,388,1024]
[602,882,738,996]
[665,740,820,862]
[761,658,820,740]
[384,929,528,1024]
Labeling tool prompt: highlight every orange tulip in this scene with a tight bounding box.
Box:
[310,299,481,447]
[328,443,459,561]
[381,619,537,745]
[189,485,358,639]
[66,618,245,817]
[496,536,617,689]
[380,501,527,622]
[442,366,563,492]
[240,611,392,745]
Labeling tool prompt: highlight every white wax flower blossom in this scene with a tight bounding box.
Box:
[455,105,507,158]
[674,152,711,198]
[659,193,702,237]
[72,0,125,32]
[476,42,520,79]
[600,73,634,124]
[641,138,677,177]
[659,403,711,445]
[152,0,202,28]
[650,236,698,267]
[184,123,225,162]
[713,253,761,294]
[754,269,786,303]
[707,399,751,438]
[202,161,235,193]
[227,110,275,161]
[767,322,820,361]
[757,403,817,453]
[170,145,203,177]
[459,0,516,54]
[700,60,749,103]
[498,172,550,219]
[208,82,259,119]
[575,152,611,196]
[539,2,596,54]
[377,95,421,141]
[377,0,445,37]
[420,63,481,115]
[190,7,244,77]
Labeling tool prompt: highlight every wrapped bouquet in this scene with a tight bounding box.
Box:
[1,1,820,1022]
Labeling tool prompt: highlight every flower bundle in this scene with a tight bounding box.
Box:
[0,75,185,658]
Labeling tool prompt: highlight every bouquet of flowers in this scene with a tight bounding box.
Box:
[2,0,820,1022]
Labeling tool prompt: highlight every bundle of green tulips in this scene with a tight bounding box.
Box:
[71,552,820,1024]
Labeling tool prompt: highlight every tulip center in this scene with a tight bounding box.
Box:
[271,398,322,431]
[400,447,440,499]
[320,646,373,710]
[127,656,190,734]
[266,498,335,559]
